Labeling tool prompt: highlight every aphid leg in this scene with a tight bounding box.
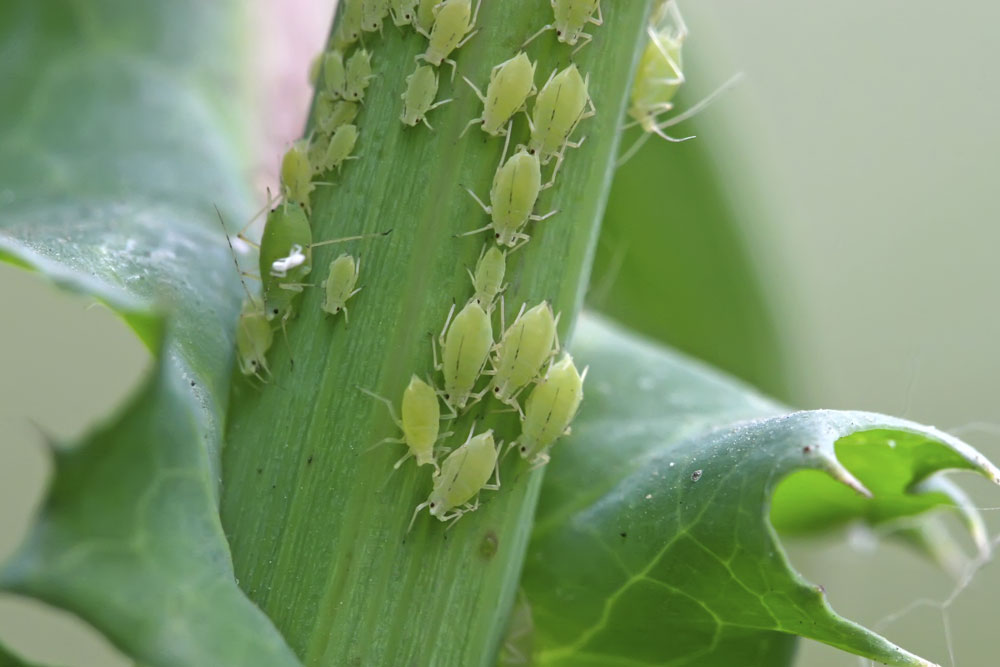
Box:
[408,500,431,532]
[484,440,502,489]
[507,233,532,254]
[616,131,653,168]
[443,58,459,82]
[462,187,492,216]
[591,1,604,26]
[542,151,565,189]
[470,0,483,25]
[520,23,552,48]
[529,208,558,223]
[461,75,487,103]
[570,31,593,56]
[529,452,551,471]
[358,386,405,430]
[655,72,745,133]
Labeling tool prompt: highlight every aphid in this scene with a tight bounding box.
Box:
[522,0,603,53]
[489,301,559,411]
[215,205,273,381]
[527,64,595,165]
[308,52,323,87]
[433,301,494,414]
[258,200,388,323]
[409,426,500,530]
[344,49,374,103]
[316,124,360,174]
[461,52,537,137]
[391,0,419,26]
[462,130,556,249]
[515,354,586,467]
[361,375,445,471]
[321,253,361,320]
[415,0,481,79]
[315,96,359,135]
[322,50,346,99]
[332,0,364,50]
[400,65,452,129]
[361,0,390,33]
[280,139,315,207]
[468,245,506,310]
[618,3,740,166]
[415,0,437,33]
[236,299,274,380]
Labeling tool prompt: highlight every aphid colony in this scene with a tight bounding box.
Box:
[226,0,605,530]
[362,0,600,530]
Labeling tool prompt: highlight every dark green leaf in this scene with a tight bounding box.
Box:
[0,1,298,665]
[523,315,999,666]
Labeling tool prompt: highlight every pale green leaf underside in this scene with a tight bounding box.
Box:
[0,2,298,665]
[522,315,999,667]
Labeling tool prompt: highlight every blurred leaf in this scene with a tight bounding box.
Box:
[593,58,788,399]
[523,315,999,666]
[0,639,41,667]
[0,1,298,665]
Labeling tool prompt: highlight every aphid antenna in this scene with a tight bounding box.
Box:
[213,204,257,305]
[310,229,394,248]
[656,72,744,131]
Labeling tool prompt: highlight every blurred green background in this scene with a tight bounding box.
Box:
[1,0,998,665]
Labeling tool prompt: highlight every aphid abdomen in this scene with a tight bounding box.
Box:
[518,355,584,461]
[400,375,440,466]
[440,302,493,408]
[435,431,497,511]
[259,202,313,321]
[492,302,557,403]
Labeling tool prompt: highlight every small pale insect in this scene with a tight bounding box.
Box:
[461,52,537,137]
[344,49,374,102]
[361,375,444,471]
[280,139,315,207]
[522,0,603,53]
[462,131,556,248]
[433,301,494,414]
[400,65,452,129]
[315,96,359,134]
[332,0,364,50]
[321,253,361,320]
[390,0,419,26]
[308,52,323,87]
[236,299,274,380]
[322,50,346,99]
[528,64,595,164]
[409,427,500,530]
[259,200,389,323]
[516,354,586,467]
[416,0,481,79]
[317,123,360,174]
[490,301,559,410]
[361,0,390,32]
[468,245,506,310]
[415,0,437,33]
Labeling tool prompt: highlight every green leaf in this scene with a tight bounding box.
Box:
[0,1,298,665]
[219,3,658,666]
[522,315,999,667]
[0,639,42,667]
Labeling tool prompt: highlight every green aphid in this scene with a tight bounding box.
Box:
[236,299,274,380]
[416,0,481,80]
[515,354,586,468]
[344,48,374,102]
[522,0,603,54]
[400,65,452,129]
[527,64,595,165]
[489,301,559,412]
[323,50,346,99]
[409,426,500,530]
[362,0,391,33]
[332,0,364,50]
[361,375,448,472]
[468,244,506,311]
[461,52,537,137]
[433,301,494,415]
[321,253,361,320]
[390,0,420,27]
[280,140,315,210]
[315,96,359,135]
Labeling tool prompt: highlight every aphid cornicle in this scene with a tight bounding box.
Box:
[515,354,586,467]
[522,0,603,53]
[344,49,374,103]
[468,245,506,310]
[461,52,537,137]
[280,140,315,209]
[236,299,274,380]
[409,427,501,530]
[400,65,452,129]
[528,64,595,165]
[321,253,361,320]
[390,0,419,26]
[361,375,444,471]
[416,0,481,79]
[489,301,559,411]
[361,0,391,33]
[433,302,494,414]
[462,130,556,249]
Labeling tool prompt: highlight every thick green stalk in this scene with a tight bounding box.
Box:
[221,2,652,664]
